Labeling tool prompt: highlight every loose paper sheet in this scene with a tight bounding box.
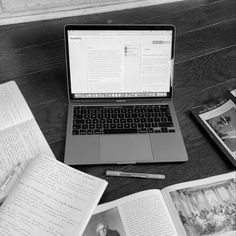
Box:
[0,81,55,185]
[0,156,107,236]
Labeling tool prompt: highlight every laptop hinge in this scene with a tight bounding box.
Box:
[69,98,172,105]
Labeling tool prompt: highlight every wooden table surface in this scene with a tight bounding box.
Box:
[0,0,235,204]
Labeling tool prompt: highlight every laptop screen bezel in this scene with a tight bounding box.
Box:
[64,24,175,102]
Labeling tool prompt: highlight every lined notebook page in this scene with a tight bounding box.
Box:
[0,81,33,129]
[0,81,55,185]
[0,156,107,236]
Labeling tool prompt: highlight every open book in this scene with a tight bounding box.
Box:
[191,90,236,166]
[0,81,55,185]
[83,172,235,236]
[0,155,108,235]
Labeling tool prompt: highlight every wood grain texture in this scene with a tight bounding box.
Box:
[0,0,235,204]
[0,0,195,25]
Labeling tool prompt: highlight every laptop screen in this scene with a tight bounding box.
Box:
[66,25,175,100]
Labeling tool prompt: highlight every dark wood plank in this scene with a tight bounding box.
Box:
[0,40,65,82]
[92,0,208,24]
[175,18,236,62]
[0,0,233,53]
[0,0,209,49]
[1,18,235,104]
[137,0,236,35]
[174,45,236,98]
[13,67,67,106]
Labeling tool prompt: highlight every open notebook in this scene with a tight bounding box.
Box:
[0,155,107,236]
[0,80,55,186]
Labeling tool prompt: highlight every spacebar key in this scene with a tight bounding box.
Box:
[104,128,138,134]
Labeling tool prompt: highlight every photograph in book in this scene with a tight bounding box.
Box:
[206,107,236,154]
[83,207,126,236]
[170,178,236,236]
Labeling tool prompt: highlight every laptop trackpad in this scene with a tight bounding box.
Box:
[100,135,153,163]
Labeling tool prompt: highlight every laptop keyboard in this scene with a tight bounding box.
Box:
[72,105,175,135]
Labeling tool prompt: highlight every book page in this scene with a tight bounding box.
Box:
[83,189,178,236]
[230,89,236,97]
[0,81,33,130]
[0,81,55,185]
[161,172,236,236]
[0,155,107,236]
[198,100,236,160]
[0,117,55,186]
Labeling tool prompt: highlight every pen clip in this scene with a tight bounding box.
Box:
[0,175,13,191]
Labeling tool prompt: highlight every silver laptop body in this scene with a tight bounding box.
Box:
[64,24,188,165]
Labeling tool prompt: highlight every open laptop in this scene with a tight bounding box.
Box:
[64,24,188,165]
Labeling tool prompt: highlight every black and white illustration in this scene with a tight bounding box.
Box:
[170,178,236,236]
[83,207,126,236]
[206,107,236,155]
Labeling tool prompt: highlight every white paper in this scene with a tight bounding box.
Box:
[83,189,178,236]
[0,156,107,236]
[0,81,33,130]
[230,89,236,97]
[0,81,55,186]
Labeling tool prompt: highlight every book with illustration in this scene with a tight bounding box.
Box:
[191,90,236,167]
[83,172,235,236]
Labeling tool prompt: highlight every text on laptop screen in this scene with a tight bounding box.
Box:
[67,30,173,99]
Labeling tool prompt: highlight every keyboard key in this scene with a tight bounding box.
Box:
[138,123,144,128]
[87,130,94,135]
[94,129,102,134]
[82,124,88,129]
[154,129,161,133]
[110,124,116,128]
[72,130,79,135]
[73,125,81,130]
[74,119,84,124]
[89,124,95,129]
[168,129,175,132]
[117,124,123,128]
[80,130,86,135]
[85,119,92,124]
[159,122,173,127]
[96,124,102,129]
[107,119,112,123]
[139,128,147,133]
[73,115,83,119]
[147,128,154,133]
[124,124,130,128]
[104,128,137,134]
[103,124,109,128]
[161,128,168,133]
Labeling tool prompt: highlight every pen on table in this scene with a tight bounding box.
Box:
[106,170,165,180]
[0,162,23,204]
